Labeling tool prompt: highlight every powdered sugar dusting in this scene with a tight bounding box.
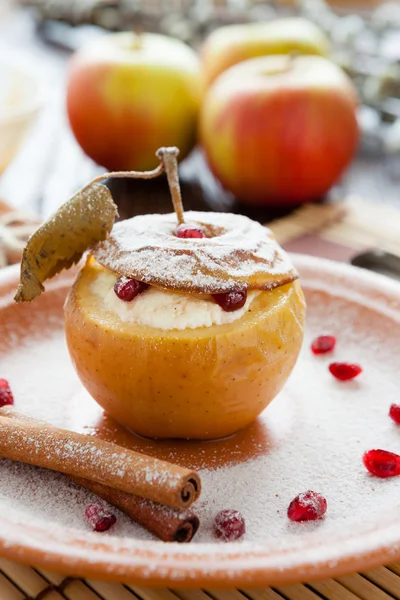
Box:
[298,491,320,510]
[93,211,297,293]
[1,258,400,582]
[2,422,186,495]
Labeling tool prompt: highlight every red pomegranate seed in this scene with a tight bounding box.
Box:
[311,335,336,355]
[287,490,327,522]
[363,449,400,478]
[114,276,148,302]
[389,404,400,424]
[0,379,14,408]
[329,362,362,381]
[85,504,116,532]
[214,509,246,541]
[176,223,205,239]
[213,289,247,312]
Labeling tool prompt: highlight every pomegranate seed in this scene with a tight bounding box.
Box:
[329,362,362,381]
[389,404,400,424]
[114,276,148,302]
[311,335,336,355]
[287,490,327,522]
[0,379,14,408]
[214,509,246,541]
[176,223,205,239]
[85,504,116,532]
[363,449,400,478]
[213,289,247,312]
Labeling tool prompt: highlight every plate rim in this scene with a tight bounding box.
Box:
[1,256,400,587]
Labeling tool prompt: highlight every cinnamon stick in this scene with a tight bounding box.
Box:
[0,407,199,542]
[73,476,199,543]
[0,411,200,510]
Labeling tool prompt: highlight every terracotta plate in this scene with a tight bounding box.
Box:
[1,255,400,587]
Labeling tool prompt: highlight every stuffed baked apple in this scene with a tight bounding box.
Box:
[15,148,305,439]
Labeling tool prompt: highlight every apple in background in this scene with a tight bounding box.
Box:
[200,55,359,206]
[200,18,330,88]
[67,32,200,171]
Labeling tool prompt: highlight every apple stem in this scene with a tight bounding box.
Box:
[156,147,185,225]
[132,28,143,51]
[82,147,185,225]
[88,163,164,186]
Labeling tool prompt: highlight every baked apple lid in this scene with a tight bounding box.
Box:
[92,211,298,294]
[14,147,297,302]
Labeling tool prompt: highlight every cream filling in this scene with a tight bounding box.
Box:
[91,270,260,330]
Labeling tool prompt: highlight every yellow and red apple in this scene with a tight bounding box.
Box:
[200,54,359,206]
[67,32,200,171]
[200,18,331,88]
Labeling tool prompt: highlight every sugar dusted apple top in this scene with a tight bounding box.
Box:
[92,211,297,294]
[14,146,297,303]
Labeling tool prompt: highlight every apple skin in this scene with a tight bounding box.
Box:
[67,32,200,171]
[64,259,305,440]
[201,18,330,88]
[200,55,359,206]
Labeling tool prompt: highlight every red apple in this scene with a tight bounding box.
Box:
[67,32,200,171]
[201,18,331,88]
[200,54,359,206]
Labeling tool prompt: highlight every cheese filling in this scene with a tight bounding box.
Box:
[91,269,260,330]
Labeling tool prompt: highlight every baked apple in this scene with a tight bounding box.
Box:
[15,148,305,440]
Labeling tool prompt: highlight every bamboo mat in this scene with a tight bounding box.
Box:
[1,196,400,599]
[2,559,400,600]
